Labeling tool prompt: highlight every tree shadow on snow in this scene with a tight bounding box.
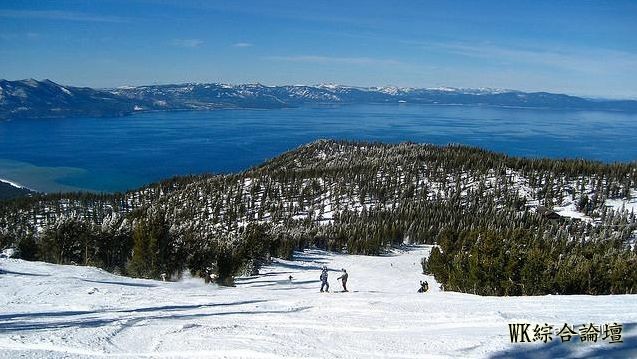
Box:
[489,322,637,359]
[290,252,331,264]
[0,310,94,321]
[240,280,316,288]
[0,299,270,332]
[114,299,269,314]
[81,278,158,288]
[0,304,310,333]
[0,268,50,277]
[233,278,282,285]
[260,271,295,276]
[272,261,328,272]
[234,271,294,281]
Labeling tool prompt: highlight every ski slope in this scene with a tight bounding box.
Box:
[1,246,636,358]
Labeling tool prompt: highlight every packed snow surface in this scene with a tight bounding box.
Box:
[1,246,636,358]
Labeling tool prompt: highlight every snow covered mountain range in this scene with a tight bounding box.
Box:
[2,79,637,120]
[0,79,138,120]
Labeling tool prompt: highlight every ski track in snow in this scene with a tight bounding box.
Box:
[1,246,636,358]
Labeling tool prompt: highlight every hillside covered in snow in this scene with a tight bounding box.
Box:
[1,246,635,358]
[1,140,636,296]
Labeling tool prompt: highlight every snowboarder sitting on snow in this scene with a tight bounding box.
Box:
[417,280,429,293]
[320,266,329,292]
[337,268,349,292]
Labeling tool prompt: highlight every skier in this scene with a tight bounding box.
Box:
[337,268,349,292]
[320,266,329,292]
[417,280,429,293]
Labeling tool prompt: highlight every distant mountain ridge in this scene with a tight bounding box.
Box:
[0,79,140,119]
[2,79,637,119]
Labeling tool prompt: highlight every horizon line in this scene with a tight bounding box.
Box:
[2,77,636,102]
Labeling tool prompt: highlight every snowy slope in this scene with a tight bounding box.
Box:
[1,247,636,358]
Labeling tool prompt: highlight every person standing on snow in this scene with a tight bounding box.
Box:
[418,280,429,293]
[320,266,329,292]
[337,268,349,292]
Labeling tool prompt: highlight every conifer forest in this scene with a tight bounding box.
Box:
[1,140,636,295]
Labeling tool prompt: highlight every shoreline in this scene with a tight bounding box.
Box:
[0,177,34,191]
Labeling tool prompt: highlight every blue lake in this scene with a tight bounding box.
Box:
[1,104,636,193]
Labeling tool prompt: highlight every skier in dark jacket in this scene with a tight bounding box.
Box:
[320,266,329,292]
[417,280,429,293]
[337,269,349,292]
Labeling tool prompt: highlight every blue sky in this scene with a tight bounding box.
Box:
[1,0,636,98]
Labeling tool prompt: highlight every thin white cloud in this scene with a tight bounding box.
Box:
[0,32,40,41]
[232,42,253,48]
[395,39,637,98]
[265,55,402,66]
[170,39,204,48]
[420,41,637,75]
[0,9,129,23]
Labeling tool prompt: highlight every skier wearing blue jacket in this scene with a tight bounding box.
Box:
[320,266,329,292]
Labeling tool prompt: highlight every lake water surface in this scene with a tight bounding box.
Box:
[1,104,636,193]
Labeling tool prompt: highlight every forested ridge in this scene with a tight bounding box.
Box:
[0,181,35,201]
[1,140,636,294]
